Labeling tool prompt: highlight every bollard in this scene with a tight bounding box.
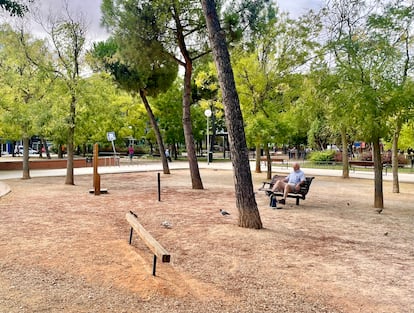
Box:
[157,173,161,202]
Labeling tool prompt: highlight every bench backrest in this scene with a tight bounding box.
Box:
[270,175,314,196]
[299,177,314,196]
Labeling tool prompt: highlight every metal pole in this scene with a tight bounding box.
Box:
[152,255,157,276]
[157,173,161,202]
[129,227,133,244]
[207,116,209,165]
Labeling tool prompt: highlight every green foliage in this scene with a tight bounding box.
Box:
[89,36,177,97]
[101,0,207,62]
[75,73,137,145]
[308,150,336,162]
[1,0,413,162]
[0,25,52,141]
[152,81,185,145]
[88,37,179,156]
[324,0,414,144]
[231,4,322,149]
[193,63,227,142]
[0,0,31,16]
[384,123,414,151]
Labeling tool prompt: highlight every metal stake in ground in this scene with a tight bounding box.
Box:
[158,173,161,202]
[93,143,101,195]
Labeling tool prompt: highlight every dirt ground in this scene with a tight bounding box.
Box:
[0,168,413,313]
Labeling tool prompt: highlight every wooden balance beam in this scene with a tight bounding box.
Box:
[126,211,170,276]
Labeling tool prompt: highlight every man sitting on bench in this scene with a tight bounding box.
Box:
[271,162,306,205]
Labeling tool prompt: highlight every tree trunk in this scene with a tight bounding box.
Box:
[341,128,349,178]
[255,144,261,173]
[139,90,170,175]
[182,62,204,189]
[265,145,272,180]
[392,127,400,193]
[202,0,262,229]
[38,141,44,159]
[22,137,30,179]
[40,137,51,159]
[372,138,384,209]
[65,96,75,185]
[44,139,51,159]
[172,142,178,160]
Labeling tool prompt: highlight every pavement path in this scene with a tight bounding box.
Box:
[1,160,413,197]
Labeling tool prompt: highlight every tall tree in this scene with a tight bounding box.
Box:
[310,68,359,178]
[231,5,322,178]
[367,1,414,193]
[202,0,262,229]
[44,3,88,185]
[101,0,207,188]
[324,0,397,208]
[324,0,414,206]
[0,25,51,178]
[101,0,269,189]
[88,38,177,174]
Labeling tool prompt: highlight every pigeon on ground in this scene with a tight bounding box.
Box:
[220,209,230,216]
[161,221,172,228]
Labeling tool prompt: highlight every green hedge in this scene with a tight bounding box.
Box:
[308,150,336,162]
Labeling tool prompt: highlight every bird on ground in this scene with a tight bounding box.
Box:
[220,209,230,216]
[161,221,172,228]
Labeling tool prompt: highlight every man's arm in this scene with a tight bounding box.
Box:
[299,172,306,184]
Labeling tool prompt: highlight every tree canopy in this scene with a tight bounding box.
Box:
[0,0,30,16]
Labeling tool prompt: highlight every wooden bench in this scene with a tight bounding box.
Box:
[259,154,289,166]
[126,211,170,276]
[259,175,315,205]
[349,160,375,169]
[348,160,392,173]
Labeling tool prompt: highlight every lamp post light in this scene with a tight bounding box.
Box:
[204,109,212,165]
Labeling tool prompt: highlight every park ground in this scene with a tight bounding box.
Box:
[0,169,413,313]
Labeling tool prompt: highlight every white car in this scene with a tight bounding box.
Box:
[15,146,39,155]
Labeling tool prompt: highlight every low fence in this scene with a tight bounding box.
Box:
[0,156,119,171]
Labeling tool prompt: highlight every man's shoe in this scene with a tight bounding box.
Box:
[279,199,286,205]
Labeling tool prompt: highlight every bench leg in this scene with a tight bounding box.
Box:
[129,227,134,244]
[295,198,300,205]
[153,255,157,276]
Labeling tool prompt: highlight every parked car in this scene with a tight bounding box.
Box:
[15,145,39,155]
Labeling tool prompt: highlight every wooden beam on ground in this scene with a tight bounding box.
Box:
[126,212,171,263]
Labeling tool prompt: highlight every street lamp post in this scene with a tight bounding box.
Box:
[204,109,212,165]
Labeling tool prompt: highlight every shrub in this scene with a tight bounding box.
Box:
[308,150,336,162]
